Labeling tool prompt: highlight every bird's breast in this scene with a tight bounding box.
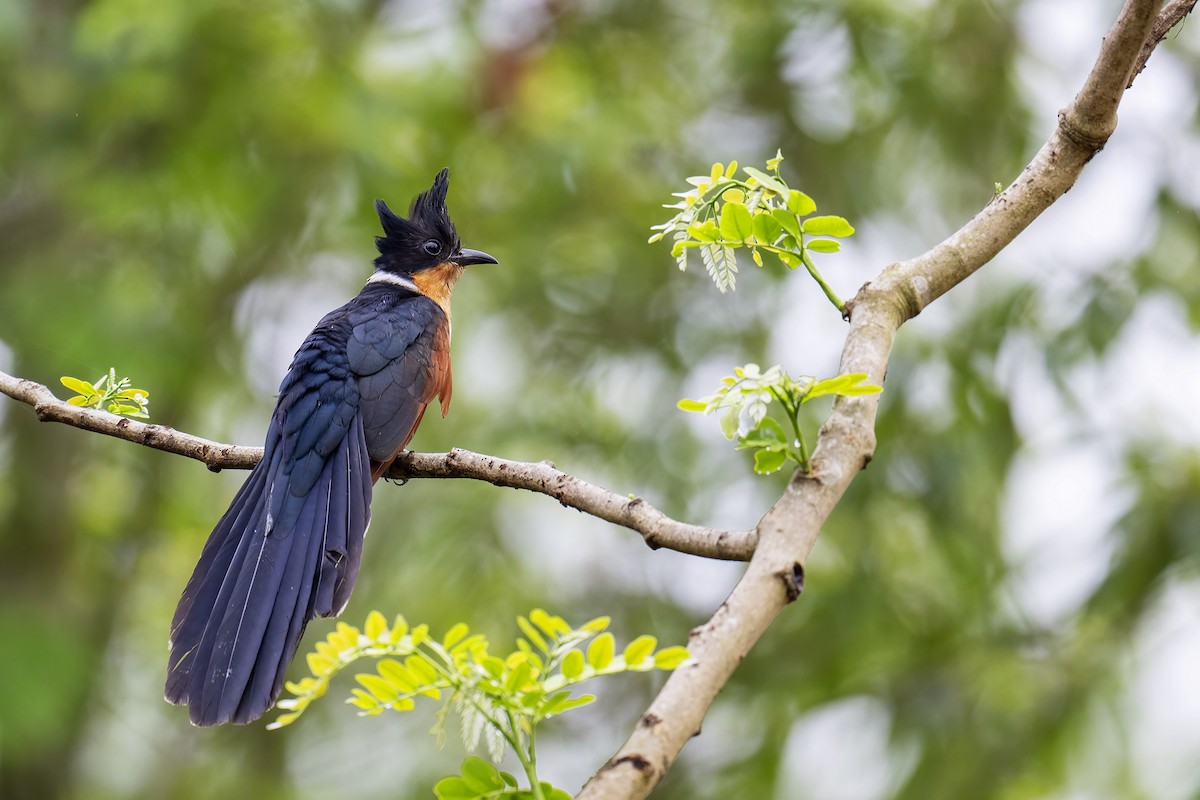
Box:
[411,261,465,335]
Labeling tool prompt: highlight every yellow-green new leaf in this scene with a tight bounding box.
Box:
[356,673,400,704]
[266,711,300,730]
[787,189,816,216]
[505,660,534,693]
[770,207,802,239]
[348,688,378,710]
[719,201,754,243]
[531,608,572,638]
[561,649,585,680]
[517,615,549,652]
[805,373,882,401]
[364,610,388,641]
[578,615,610,634]
[653,646,692,669]
[441,622,469,650]
[742,166,788,196]
[543,692,596,716]
[802,215,855,238]
[433,777,475,800]
[60,376,98,397]
[377,659,417,693]
[623,635,657,668]
[460,756,506,794]
[753,213,783,247]
[306,651,334,676]
[806,239,841,253]
[587,633,615,670]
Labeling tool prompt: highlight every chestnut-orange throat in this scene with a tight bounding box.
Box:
[412,261,465,331]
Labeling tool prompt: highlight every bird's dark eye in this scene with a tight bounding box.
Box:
[422,240,442,256]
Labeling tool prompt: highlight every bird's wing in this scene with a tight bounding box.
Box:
[346,295,451,479]
[166,319,372,725]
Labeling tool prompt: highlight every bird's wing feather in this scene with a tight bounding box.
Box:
[166,318,373,725]
[347,296,451,471]
[166,291,451,726]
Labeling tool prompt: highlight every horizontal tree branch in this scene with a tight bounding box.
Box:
[0,369,754,561]
[390,451,754,560]
[577,1,1167,797]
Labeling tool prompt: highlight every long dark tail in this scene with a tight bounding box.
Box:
[165,416,372,726]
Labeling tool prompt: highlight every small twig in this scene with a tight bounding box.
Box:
[0,369,754,561]
[1130,0,1196,85]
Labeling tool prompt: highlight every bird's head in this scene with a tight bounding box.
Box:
[372,168,497,277]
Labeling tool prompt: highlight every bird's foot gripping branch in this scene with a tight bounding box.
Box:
[271,609,690,800]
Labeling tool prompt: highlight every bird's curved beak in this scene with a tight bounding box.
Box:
[456,248,499,267]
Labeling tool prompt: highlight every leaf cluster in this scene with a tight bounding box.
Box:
[59,368,150,419]
[679,364,881,473]
[435,756,571,800]
[271,609,690,800]
[649,151,854,307]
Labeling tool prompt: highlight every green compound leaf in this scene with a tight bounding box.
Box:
[59,370,151,419]
[770,207,802,239]
[804,372,883,401]
[700,244,738,293]
[623,635,657,668]
[806,239,841,253]
[561,649,585,680]
[517,615,549,653]
[752,212,783,247]
[718,201,754,242]
[787,189,817,216]
[650,152,853,309]
[543,693,596,715]
[754,448,788,475]
[653,647,693,669]
[677,364,883,476]
[737,417,788,450]
[442,622,469,649]
[356,673,400,704]
[719,407,740,439]
[60,376,98,397]
[802,215,855,237]
[279,608,691,796]
[460,756,506,794]
[364,610,388,641]
[433,776,478,800]
[586,633,615,670]
[743,165,788,196]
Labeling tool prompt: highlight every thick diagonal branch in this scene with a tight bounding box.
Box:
[0,370,753,561]
[577,1,1169,797]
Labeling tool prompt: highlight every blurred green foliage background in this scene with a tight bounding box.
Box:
[1,1,1198,798]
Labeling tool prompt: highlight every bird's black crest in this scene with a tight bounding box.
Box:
[373,169,461,274]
